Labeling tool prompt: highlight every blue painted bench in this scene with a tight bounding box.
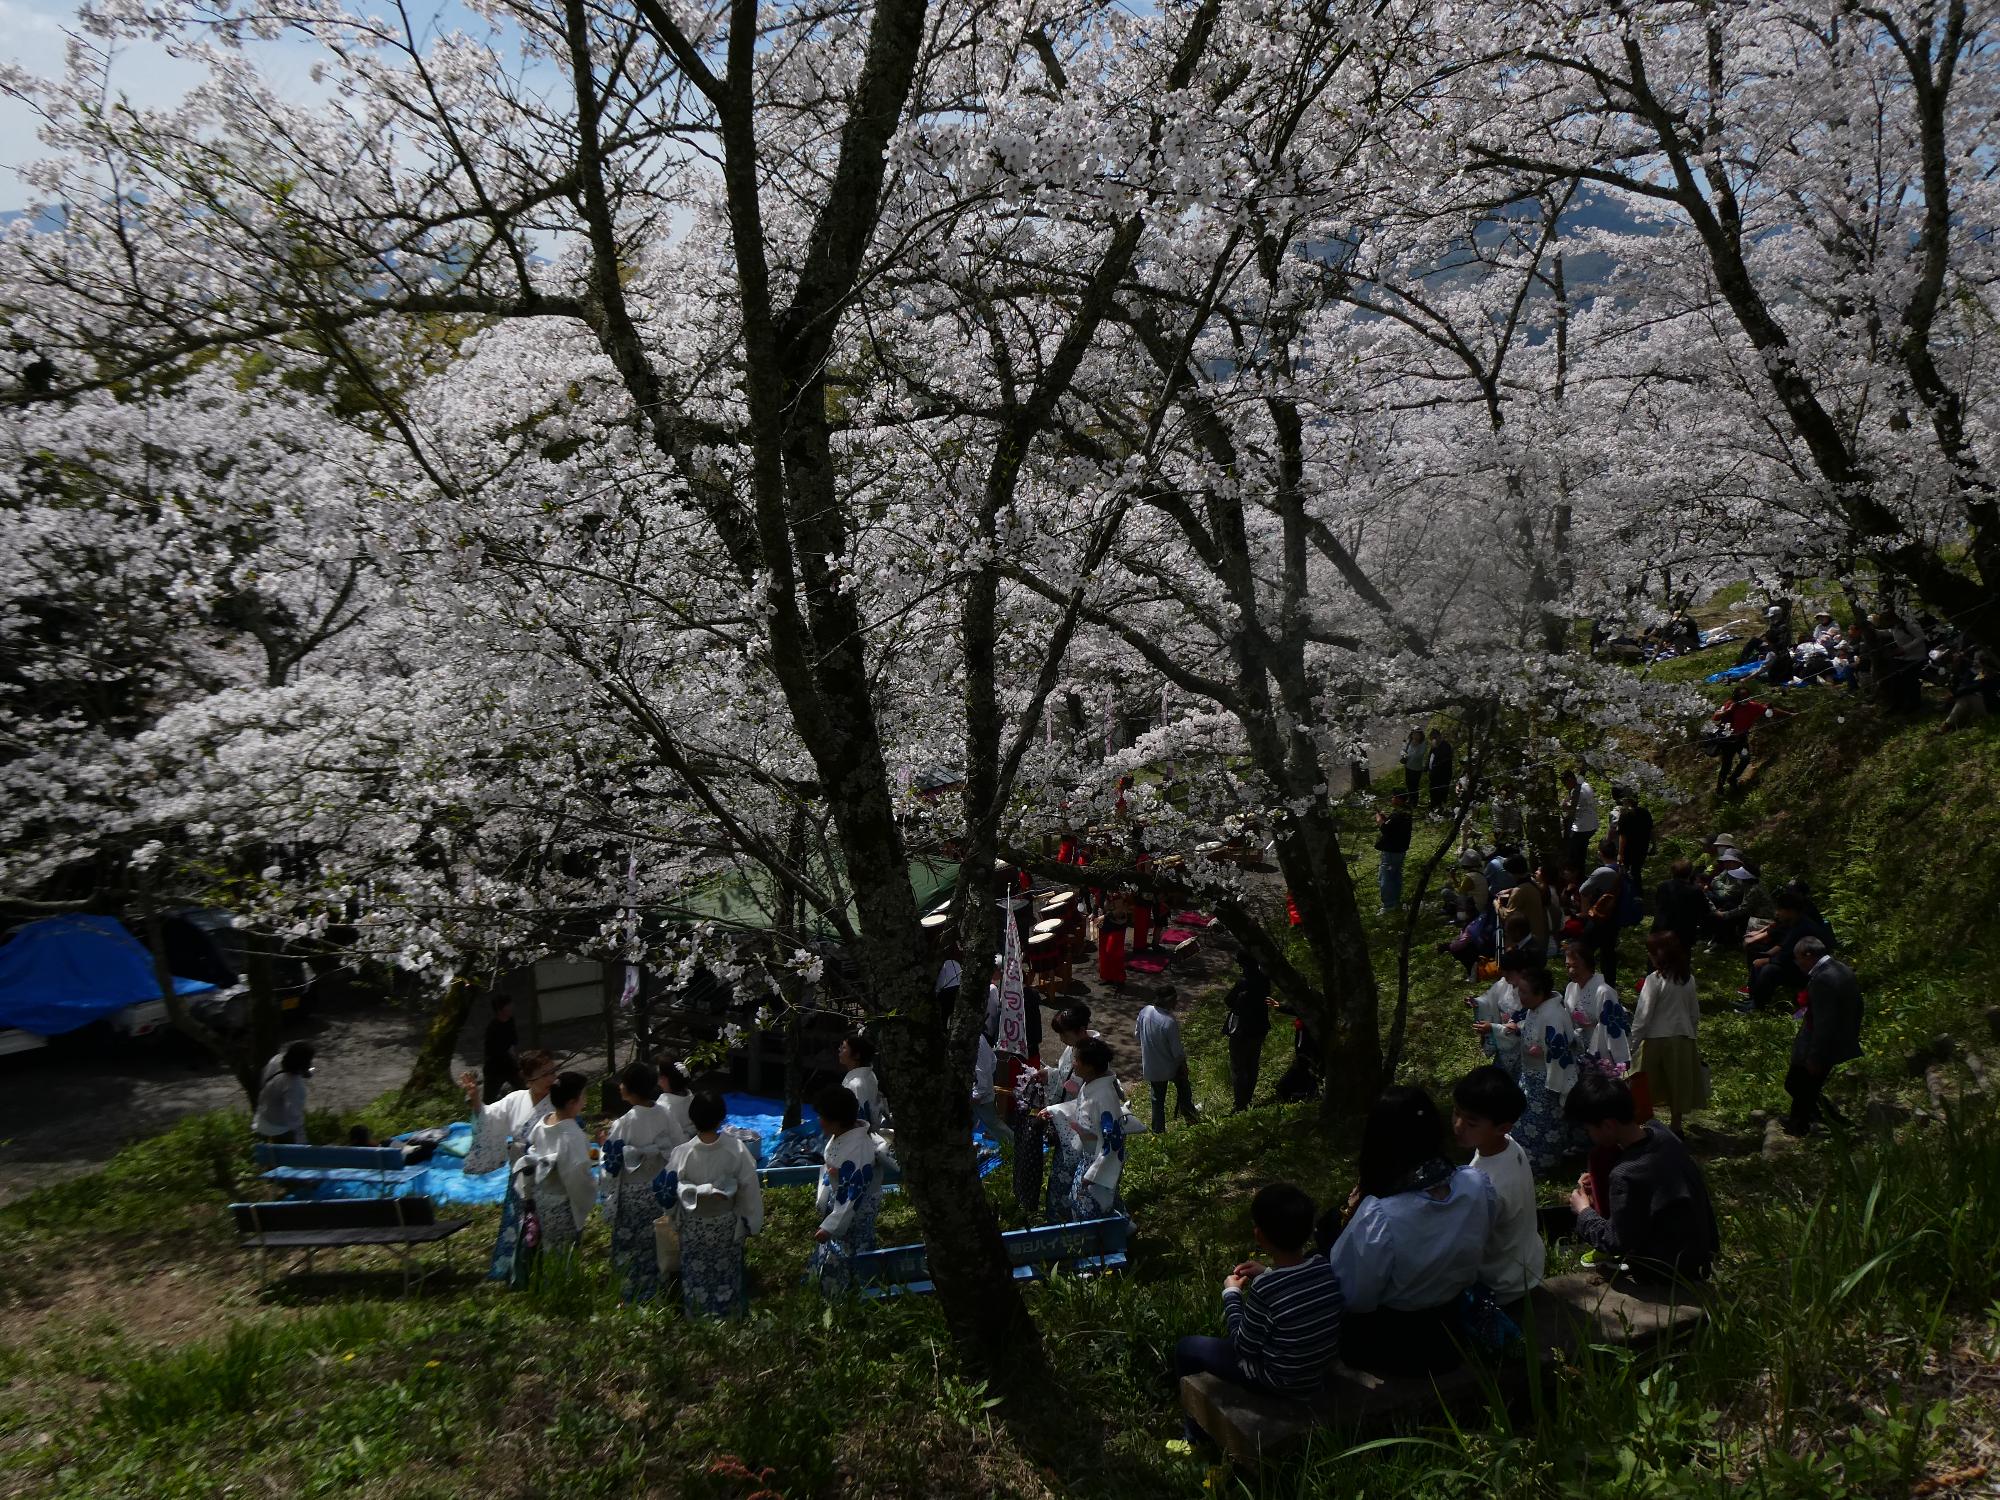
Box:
[847,1214,1131,1297]
[254,1143,429,1196]
[757,1159,904,1191]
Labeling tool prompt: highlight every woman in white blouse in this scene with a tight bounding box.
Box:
[1632,931,1703,1134]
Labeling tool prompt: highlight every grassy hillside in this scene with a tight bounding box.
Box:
[2,689,1998,1500]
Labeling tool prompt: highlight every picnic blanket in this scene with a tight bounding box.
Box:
[300,1091,999,1203]
[1704,659,1769,685]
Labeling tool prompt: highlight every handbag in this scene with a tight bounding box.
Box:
[653,1214,682,1278]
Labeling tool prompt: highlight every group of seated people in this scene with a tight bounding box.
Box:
[1175,1067,1718,1442]
[1720,601,1999,726]
[1647,836,1838,1010]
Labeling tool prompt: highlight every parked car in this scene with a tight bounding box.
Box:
[0,1024,48,1058]
[163,908,311,1030]
[0,914,217,1053]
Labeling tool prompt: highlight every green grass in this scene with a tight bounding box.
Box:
[3,690,1999,1498]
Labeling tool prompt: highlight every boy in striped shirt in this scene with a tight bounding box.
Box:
[1174,1183,1344,1441]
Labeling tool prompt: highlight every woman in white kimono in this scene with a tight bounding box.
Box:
[665,1092,764,1317]
[1506,966,1581,1175]
[838,1033,885,1128]
[1469,953,1527,1075]
[1562,938,1631,1071]
[657,1058,694,1140]
[809,1085,896,1294]
[1041,1037,1143,1220]
[1560,940,1624,1072]
[1040,1006,1099,1222]
[512,1072,596,1284]
[459,1048,558,1282]
[600,1061,689,1303]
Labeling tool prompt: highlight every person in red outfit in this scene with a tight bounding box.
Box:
[1708,684,1789,793]
[1098,890,1130,984]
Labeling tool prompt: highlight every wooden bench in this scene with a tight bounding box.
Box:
[231,1196,472,1292]
[758,1159,905,1191]
[1179,1273,1709,1466]
[253,1143,429,1197]
[845,1214,1132,1298]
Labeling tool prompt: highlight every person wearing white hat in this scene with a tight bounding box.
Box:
[1710,856,1774,940]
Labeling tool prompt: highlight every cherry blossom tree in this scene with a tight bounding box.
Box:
[0,0,1262,1370]
[1442,0,2000,648]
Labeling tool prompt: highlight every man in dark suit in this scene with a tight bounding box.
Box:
[1783,938,1863,1136]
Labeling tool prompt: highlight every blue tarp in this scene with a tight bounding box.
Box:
[387,1093,822,1205]
[303,1092,1000,1204]
[1705,659,1769,684]
[0,914,214,1035]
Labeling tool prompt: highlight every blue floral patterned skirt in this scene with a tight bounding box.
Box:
[808,1187,883,1296]
[488,1181,522,1282]
[511,1194,581,1289]
[609,1190,662,1303]
[1045,1136,1082,1224]
[1513,1081,1575,1176]
[679,1209,747,1318]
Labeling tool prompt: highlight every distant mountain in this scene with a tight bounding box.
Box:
[0,205,67,234]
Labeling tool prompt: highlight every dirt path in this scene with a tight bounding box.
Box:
[1031,904,1244,1087]
[0,986,427,1205]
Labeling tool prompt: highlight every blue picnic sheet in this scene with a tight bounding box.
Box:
[291,1092,997,1203]
[1705,659,1769,684]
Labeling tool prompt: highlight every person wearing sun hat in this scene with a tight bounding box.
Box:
[1709,850,1773,940]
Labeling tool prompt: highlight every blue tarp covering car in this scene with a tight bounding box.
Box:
[0,914,214,1035]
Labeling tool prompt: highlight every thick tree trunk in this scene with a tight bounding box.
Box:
[844,842,1036,1369]
[1268,814,1382,1123]
[402,974,479,1104]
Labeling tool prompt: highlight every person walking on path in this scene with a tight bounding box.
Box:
[1612,786,1653,893]
[1709,685,1787,794]
[1136,988,1200,1133]
[482,995,521,1103]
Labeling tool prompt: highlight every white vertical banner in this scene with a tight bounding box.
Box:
[1104,692,1114,756]
[997,901,1029,1058]
[1043,697,1053,747]
[621,849,640,1007]
[1160,681,1169,728]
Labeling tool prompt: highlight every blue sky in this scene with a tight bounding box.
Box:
[1,0,485,211]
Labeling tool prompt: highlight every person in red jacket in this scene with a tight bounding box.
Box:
[1709,684,1783,793]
